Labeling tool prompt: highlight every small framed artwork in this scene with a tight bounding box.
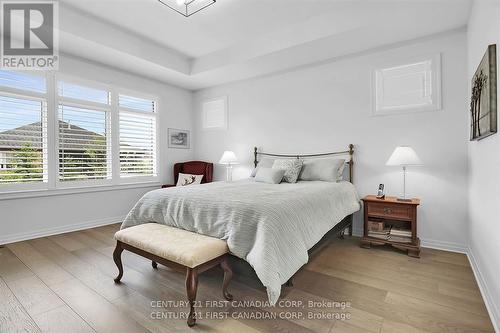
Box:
[168,128,190,149]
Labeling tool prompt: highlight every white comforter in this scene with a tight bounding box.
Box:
[121,179,360,304]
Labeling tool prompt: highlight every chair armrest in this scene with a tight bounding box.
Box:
[161,184,176,189]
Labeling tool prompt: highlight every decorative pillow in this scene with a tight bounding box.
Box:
[272,159,303,183]
[254,167,285,184]
[299,158,346,182]
[250,158,275,177]
[176,173,204,186]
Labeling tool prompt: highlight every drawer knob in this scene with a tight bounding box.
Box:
[383,208,392,214]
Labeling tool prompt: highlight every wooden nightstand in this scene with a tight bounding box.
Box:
[360,195,421,258]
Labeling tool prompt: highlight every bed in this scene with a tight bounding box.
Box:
[121,145,361,304]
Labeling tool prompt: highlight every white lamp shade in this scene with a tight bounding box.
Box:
[386,146,422,166]
[219,151,238,165]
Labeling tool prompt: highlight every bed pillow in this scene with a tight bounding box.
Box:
[176,173,204,186]
[250,158,275,177]
[254,167,285,184]
[298,158,346,182]
[272,159,303,183]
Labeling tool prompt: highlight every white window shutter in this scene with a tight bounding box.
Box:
[58,104,110,181]
[0,70,48,186]
[119,95,157,178]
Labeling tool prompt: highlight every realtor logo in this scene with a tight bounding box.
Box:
[1,1,59,70]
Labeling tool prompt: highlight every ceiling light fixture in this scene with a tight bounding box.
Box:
[157,0,216,17]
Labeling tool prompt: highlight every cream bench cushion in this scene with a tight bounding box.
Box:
[114,223,228,268]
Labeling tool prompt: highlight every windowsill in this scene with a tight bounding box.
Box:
[0,181,161,201]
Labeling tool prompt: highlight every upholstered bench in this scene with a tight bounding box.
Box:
[113,223,233,327]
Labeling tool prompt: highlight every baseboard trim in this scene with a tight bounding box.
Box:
[0,216,124,245]
[420,238,467,254]
[467,247,500,333]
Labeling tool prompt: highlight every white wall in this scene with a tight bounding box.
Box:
[467,0,500,329]
[194,31,469,250]
[0,55,194,244]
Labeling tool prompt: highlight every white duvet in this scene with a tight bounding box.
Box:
[121,179,360,304]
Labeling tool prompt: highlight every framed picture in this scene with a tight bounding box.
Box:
[168,128,190,149]
[470,44,497,141]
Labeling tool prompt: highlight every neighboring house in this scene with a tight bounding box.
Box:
[0,120,106,169]
[0,121,44,167]
[0,121,146,176]
[0,151,6,169]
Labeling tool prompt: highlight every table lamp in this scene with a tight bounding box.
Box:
[386,146,422,202]
[219,151,238,182]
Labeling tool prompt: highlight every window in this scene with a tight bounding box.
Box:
[119,94,155,112]
[57,81,111,182]
[58,105,110,181]
[0,71,46,94]
[0,71,47,186]
[119,94,157,178]
[0,70,159,194]
[373,54,441,115]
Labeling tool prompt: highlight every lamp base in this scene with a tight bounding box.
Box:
[225,165,233,182]
[397,198,413,202]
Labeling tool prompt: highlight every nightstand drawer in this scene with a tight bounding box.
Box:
[367,203,412,220]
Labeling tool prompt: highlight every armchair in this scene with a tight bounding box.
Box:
[162,161,214,188]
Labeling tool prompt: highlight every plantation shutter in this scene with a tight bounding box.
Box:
[58,81,111,182]
[0,71,47,185]
[58,105,110,181]
[119,95,156,178]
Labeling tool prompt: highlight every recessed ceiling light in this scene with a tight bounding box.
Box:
[157,0,216,17]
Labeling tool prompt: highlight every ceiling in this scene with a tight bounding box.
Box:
[58,0,472,90]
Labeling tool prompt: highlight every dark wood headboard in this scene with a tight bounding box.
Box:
[253,144,354,183]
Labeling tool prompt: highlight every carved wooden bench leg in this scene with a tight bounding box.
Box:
[186,267,198,327]
[220,257,233,301]
[113,225,233,327]
[113,241,124,283]
[338,229,345,239]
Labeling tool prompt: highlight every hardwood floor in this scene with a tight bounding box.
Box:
[0,224,494,333]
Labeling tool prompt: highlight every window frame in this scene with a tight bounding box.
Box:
[0,72,161,198]
[117,88,160,183]
[0,72,50,192]
[56,75,113,188]
[371,53,442,116]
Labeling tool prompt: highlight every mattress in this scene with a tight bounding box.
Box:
[121,179,361,304]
